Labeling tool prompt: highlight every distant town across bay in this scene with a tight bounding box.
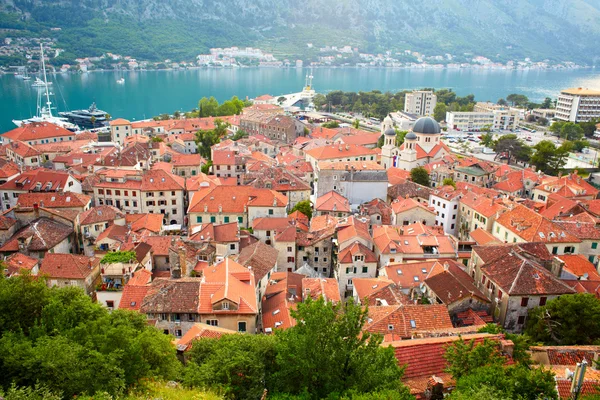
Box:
[1,67,600,132]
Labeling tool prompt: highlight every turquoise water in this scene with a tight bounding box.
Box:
[1,67,600,132]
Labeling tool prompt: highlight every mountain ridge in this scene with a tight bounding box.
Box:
[1,0,599,64]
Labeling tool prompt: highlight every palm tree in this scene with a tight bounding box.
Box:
[90,116,96,128]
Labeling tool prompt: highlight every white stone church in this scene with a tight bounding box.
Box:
[380,115,450,171]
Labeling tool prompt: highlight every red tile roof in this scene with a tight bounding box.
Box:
[302,278,341,303]
[558,254,600,280]
[496,204,581,243]
[359,198,393,225]
[118,285,150,311]
[390,333,505,380]
[0,169,74,192]
[2,122,75,141]
[469,228,501,245]
[315,191,350,213]
[556,380,600,399]
[305,144,379,160]
[39,254,99,280]
[424,262,489,305]
[16,192,90,209]
[125,213,163,233]
[143,236,173,256]
[79,206,124,226]
[482,251,576,295]
[189,222,239,243]
[365,304,453,338]
[176,323,237,350]
[236,241,279,281]
[0,218,73,252]
[338,241,377,264]
[4,253,39,276]
[141,169,185,191]
[188,186,287,213]
[391,197,435,215]
[353,277,395,300]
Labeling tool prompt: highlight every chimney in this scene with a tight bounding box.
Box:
[500,339,515,357]
[171,266,182,279]
[425,376,444,400]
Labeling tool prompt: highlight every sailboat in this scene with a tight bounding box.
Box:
[12,44,78,131]
[22,67,31,81]
[116,65,125,84]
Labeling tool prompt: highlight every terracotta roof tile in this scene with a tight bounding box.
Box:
[496,204,581,243]
[4,253,39,276]
[0,217,73,252]
[302,278,341,303]
[365,304,453,338]
[2,122,75,141]
[236,241,278,281]
[188,186,287,213]
[79,206,124,226]
[39,254,99,280]
[315,191,350,213]
[305,144,379,160]
[118,285,150,311]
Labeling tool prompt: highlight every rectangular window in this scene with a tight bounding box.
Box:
[593,243,598,250]
[268,209,274,215]
[238,321,247,332]
[230,243,236,250]
[206,319,218,326]
[539,297,547,306]
[552,247,558,255]
[224,216,230,223]
[521,297,529,307]
[362,266,368,273]
[517,316,526,325]
[287,257,295,263]
[196,216,202,223]
[238,216,243,223]
[210,216,216,223]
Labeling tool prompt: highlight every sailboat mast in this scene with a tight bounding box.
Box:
[40,44,52,117]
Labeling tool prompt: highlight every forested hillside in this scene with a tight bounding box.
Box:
[1,0,599,63]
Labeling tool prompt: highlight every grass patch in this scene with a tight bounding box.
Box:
[123,381,223,400]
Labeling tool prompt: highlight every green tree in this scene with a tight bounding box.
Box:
[312,94,327,110]
[525,293,600,345]
[480,132,494,148]
[497,98,508,106]
[395,130,407,146]
[442,178,456,188]
[198,96,219,117]
[0,383,62,400]
[580,118,600,137]
[493,134,526,165]
[201,160,212,174]
[538,117,549,126]
[232,129,249,141]
[445,338,557,399]
[216,101,237,116]
[530,140,570,175]
[433,103,447,122]
[560,122,585,141]
[572,139,590,152]
[272,298,406,399]
[0,275,180,398]
[352,119,361,129]
[541,97,554,109]
[506,94,529,107]
[444,338,504,379]
[549,121,565,136]
[288,200,312,220]
[410,167,430,187]
[173,110,181,119]
[196,129,221,159]
[452,364,557,400]
[184,334,277,400]
[322,121,340,129]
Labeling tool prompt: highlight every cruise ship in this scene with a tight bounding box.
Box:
[59,103,110,129]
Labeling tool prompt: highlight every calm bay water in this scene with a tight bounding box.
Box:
[1,67,600,132]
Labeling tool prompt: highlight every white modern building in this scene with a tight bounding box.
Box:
[404,91,437,116]
[555,88,600,123]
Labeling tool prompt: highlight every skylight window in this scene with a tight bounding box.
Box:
[410,320,416,328]
[413,276,419,282]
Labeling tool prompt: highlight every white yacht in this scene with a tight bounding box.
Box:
[12,44,78,131]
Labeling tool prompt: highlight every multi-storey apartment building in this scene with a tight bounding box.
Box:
[404,90,437,116]
[556,88,600,122]
[92,169,186,225]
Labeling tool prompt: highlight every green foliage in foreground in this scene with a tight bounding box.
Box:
[444,337,557,399]
[525,293,600,345]
[0,275,181,398]
[410,167,430,187]
[184,298,412,400]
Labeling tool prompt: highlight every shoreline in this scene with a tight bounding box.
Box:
[0,64,593,76]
